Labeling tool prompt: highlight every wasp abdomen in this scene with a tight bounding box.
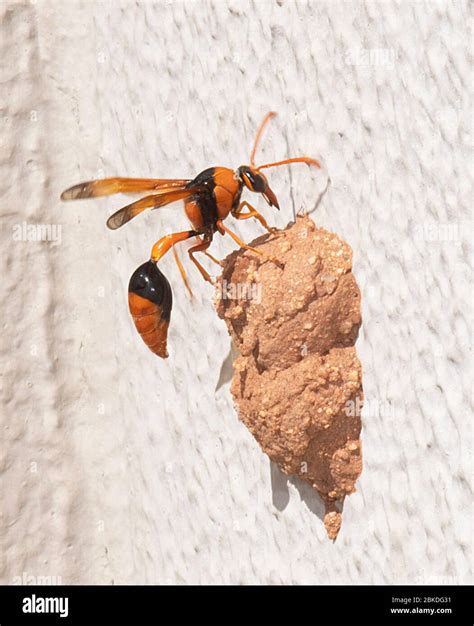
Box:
[128,261,172,358]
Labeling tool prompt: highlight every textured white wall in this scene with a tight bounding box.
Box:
[1,0,471,585]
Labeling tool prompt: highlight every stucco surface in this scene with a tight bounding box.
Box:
[1,0,471,584]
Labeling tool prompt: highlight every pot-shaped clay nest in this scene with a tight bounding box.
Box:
[215,215,363,540]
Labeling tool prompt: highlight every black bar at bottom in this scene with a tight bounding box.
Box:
[0,585,471,625]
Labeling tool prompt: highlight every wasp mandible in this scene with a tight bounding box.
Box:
[61,112,320,358]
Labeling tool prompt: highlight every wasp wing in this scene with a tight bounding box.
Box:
[106,185,201,230]
[60,177,191,201]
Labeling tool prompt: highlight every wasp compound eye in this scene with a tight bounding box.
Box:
[128,261,173,358]
[250,173,266,192]
[241,167,266,192]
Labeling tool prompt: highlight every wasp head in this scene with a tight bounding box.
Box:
[237,165,280,210]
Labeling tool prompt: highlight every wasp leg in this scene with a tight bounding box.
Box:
[203,249,224,268]
[216,220,284,269]
[151,229,201,297]
[232,201,277,233]
[151,231,217,285]
[188,239,215,284]
[172,245,194,299]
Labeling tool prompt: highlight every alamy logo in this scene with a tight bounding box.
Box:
[12,572,62,585]
[22,594,69,618]
[345,48,396,68]
[12,221,62,246]
[215,279,262,303]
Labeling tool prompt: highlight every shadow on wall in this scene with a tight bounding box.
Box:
[271,461,345,525]
[216,349,335,526]
[216,347,347,533]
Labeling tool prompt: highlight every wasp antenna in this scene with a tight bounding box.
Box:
[250,111,277,166]
[257,156,321,171]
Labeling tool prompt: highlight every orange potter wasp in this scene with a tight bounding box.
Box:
[61,112,320,358]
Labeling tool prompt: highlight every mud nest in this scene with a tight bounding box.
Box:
[215,215,363,540]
